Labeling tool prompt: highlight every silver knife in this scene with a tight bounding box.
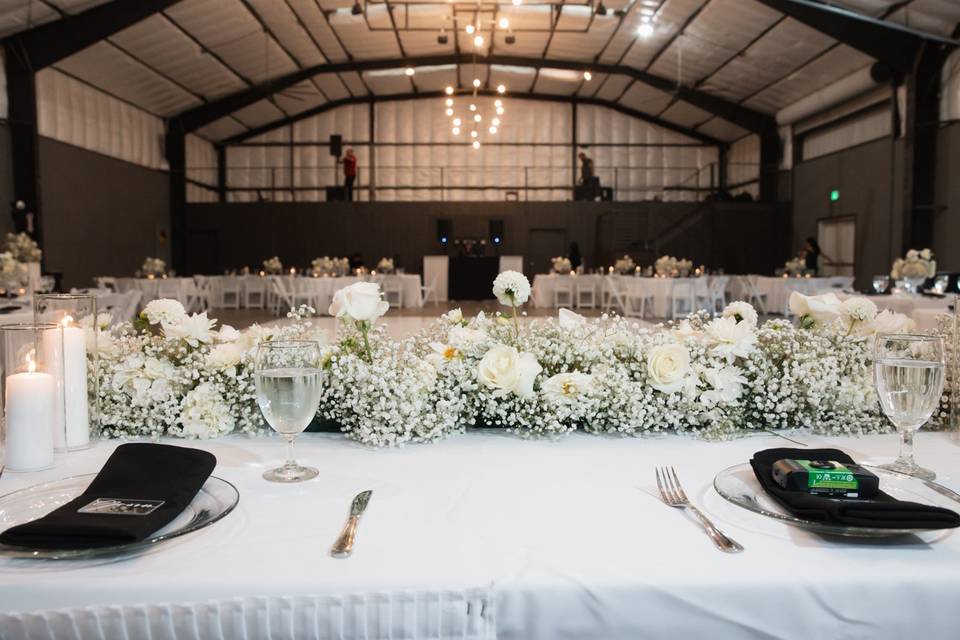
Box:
[330,490,372,558]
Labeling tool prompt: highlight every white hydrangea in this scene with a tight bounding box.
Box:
[143,299,187,326]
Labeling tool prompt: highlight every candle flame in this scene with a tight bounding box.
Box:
[26,352,35,373]
[61,315,74,327]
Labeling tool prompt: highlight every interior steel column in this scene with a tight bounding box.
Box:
[3,44,41,246]
[759,124,781,202]
[571,100,578,198]
[166,125,188,274]
[216,145,227,203]
[368,101,376,202]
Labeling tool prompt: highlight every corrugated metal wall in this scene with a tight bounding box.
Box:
[943,49,960,122]
[224,98,719,202]
[726,134,759,199]
[186,134,217,202]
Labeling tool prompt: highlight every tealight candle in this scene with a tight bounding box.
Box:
[4,355,55,471]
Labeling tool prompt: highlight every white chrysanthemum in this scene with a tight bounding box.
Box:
[671,319,702,341]
[492,271,531,306]
[705,316,757,361]
[448,325,486,349]
[179,382,236,438]
[839,297,878,333]
[477,344,541,398]
[162,312,217,347]
[700,365,747,408]
[445,308,464,324]
[867,309,916,335]
[542,371,594,403]
[722,301,758,328]
[143,299,187,326]
[206,341,245,371]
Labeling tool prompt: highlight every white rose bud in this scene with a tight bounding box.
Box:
[328,282,390,322]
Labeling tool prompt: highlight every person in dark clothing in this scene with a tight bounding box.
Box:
[569,242,582,272]
[341,148,358,201]
[803,237,831,275]
[578,152,601,200]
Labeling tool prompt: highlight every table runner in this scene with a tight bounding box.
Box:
[2,431,959,639]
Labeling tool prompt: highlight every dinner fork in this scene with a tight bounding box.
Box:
[655,466,744,553]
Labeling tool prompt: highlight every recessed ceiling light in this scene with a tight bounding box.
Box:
[470,130,478,138]
[494,99,502,107]
[496,106,505,115]
[452,127,460,135]
[445,108,453,116]
[469,103,477,112]
[492,117,500,126]
[489,126,497,134]
[445,98,454,106]
[474,114,482,122]
[453,117,462,126]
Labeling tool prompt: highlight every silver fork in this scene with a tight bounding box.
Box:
[655,466,744,553]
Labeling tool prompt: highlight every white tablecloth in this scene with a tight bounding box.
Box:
[754,277,835,315]
[531,275,602,308]
[3,431,960,639]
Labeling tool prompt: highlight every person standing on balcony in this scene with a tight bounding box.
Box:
[578,152,601,200]
[342,148,358,201]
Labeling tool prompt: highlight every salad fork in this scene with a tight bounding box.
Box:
[655,466,743,553]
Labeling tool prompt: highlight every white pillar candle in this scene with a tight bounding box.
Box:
[40,327,66,450]
[4,367,55,471]
[42,321,89,449]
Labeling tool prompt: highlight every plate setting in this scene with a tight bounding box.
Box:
[0,474,239,559]
[714,462,960,538]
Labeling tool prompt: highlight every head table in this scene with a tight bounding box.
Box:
[1,430,959,639]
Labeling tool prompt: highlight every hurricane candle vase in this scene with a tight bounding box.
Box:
[1,323,64,471]
[33,293,98,449]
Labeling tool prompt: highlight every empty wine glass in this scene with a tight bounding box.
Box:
[872,275,890,294]
[255,340,323,483]
[874,334,945,480]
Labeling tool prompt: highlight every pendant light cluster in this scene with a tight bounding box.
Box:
[444,74,506,150]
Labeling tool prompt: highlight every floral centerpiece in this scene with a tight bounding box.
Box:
[263,256,283,275]
[613,255,635,274]
[5,232,41,263]
[784,257,806,276]
[891,249,935,293]
[377,257,395,273]
[655,255,694,277]
[141,257,167,277]
[311,257,334,276]
[91,270,908,446]
[0,251,26,291]
[551,257,572,273]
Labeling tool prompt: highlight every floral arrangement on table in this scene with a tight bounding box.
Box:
[613,255,635,274]
[92,270,914,445]
[551,257,572,273]
[376,257,395,274]
[0,250,26,290]
[4,232,41,263]
[784,257,806,276]
[891,249,936,281]
[655,255,694,277]
[262,256,283,275]
[141,257,167,277]
[311,256,350,277]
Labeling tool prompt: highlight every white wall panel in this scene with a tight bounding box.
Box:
[186,134,217,203]
[942,49,960,122]
[801,106,891,161]
[36,68,167,170]
[0,49,6,119]
[727,134,760,194]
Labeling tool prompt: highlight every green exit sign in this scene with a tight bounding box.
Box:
[830,189,840,202]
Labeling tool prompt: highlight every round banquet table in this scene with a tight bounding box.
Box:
[2,431,960,639]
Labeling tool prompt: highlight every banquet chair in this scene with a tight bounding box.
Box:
[575,279,596,309]
[708,276,730,314]
[293,278,317,310]
[269,277,295,315]
[670,281,696,320]
[602,276,627,315]
[219,277,241,309]
[743,275,768,314]
[624,285,654,318]
[421,273,439,306]
[694,278,713,313]
[181,280,204,313]
[382,275,404,309]
[95,277,117,292]
[192,276,213,311]
[157,278,183,303]
[244,277,267,309]
[96,293,126,325]
[553,277,573,308]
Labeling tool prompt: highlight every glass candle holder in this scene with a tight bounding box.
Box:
[33,293,98,449]
[1,322,64,471]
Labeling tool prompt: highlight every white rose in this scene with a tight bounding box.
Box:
[492,271,531,307]
[143,299,187,326]
[789,292,841,328]
[477,344,541,399]
[646,343,691,394]
[542,371,594,403]
[722,301,758,328]
[558,308,586,329]
[329,282,389,322]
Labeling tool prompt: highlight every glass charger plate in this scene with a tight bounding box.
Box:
[0,474,239,559]
[714,463,960,538]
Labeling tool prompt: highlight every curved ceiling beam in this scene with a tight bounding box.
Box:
[219,90,725,147]
[170,54,774,135]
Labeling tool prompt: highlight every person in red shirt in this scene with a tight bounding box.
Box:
[341,148,358,201]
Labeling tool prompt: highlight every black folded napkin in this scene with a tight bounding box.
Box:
[750,448,960,530]
[0,443,216,550]
[0,305,23,314]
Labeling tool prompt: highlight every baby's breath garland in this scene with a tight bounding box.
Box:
[92,273,912,445]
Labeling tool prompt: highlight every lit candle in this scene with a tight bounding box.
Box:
[42,316,89,449]
[608,266,614,274]
[4,355,55,471]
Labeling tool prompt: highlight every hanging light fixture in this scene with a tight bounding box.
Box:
[583,71,592,81]
[351,0,363,15]
[473,78,482,88]
[405,67,415,76]
[465,24,475,34]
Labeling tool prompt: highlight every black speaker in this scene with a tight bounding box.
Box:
[330,134,343,157]
[489,219,504,245]
[437,219,452,244]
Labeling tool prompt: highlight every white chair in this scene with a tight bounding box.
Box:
[182,279,204,313]
[708,276,729,314]
[624,282,654,318]
[575,279,596,309]
[157,278,183,303]
[743,275,768,314]
[693,278,713,313]
[192,276,214,311]
[553,277,573,308]
[382,275,404,309]
[95,277,117,291]
[244,276,268,309]
[602,275,627,315]
[293,278,317,310]
[269,276,295,315]
[670,281,696,320]
[219,276,241,309]
[421,273,439,306]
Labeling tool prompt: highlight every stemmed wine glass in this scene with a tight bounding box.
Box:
[255,340,323,483]
[874,334,945,480]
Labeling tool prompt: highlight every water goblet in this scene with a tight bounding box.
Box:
[872,275,889,294]
[255,340,323,483]
[874,334,945,480]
